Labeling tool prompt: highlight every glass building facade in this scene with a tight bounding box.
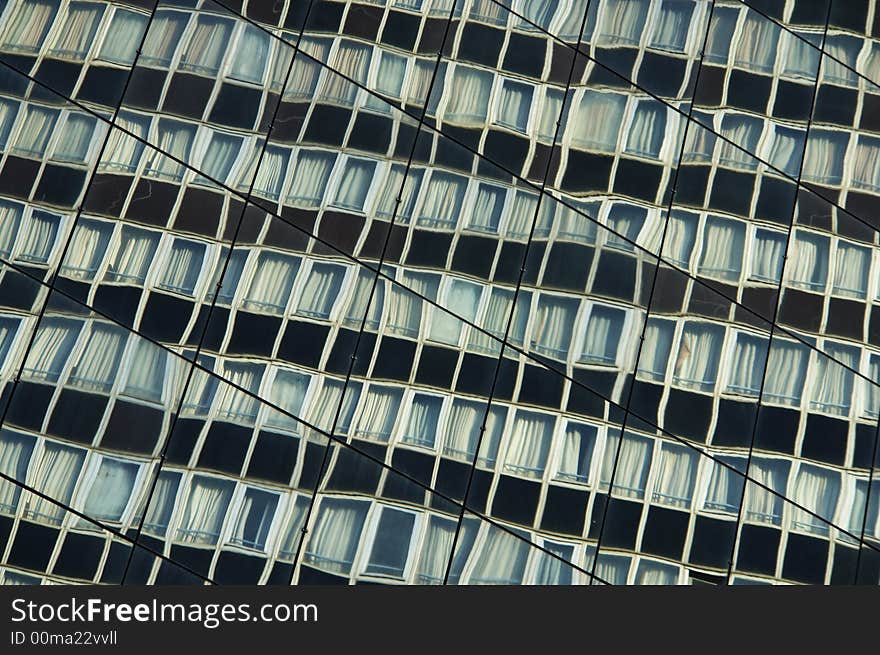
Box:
[0,0,878,586]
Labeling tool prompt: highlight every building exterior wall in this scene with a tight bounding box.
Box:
[0,0,878,585]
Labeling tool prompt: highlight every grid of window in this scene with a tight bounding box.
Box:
[0,0,879,587]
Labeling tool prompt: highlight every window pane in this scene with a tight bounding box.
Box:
[177,476,234,545]
[82,458,138,522]
[69,324,126,392]
[365,508,415,577]
[296,263,345,319]
[673,322,724,392]
[557,422,597,483]
[180,15,233,75]
[531,294,578,360]
[230,24,269,83]
[243,252,300,313]
[504,411,553,478]
[107,226,160,284]
[142,471,180,537]
[159,239,205,295]
[445,67,492,124]
[726,332,768,397]
[140,10,187,67]
[48,1,103,59]
[580,305,625,365]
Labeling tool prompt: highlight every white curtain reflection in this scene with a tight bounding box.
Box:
[144,120,196,181]
[140,11,187,67]
[531,294,577,360]
[727,332,768,397]
[230,24,269,83]
[230,488,278,550]
[704,456,745,514]
[635,560,679,585]
[504,411,553,478]
[650,0,694,52]
[429,279,480,345]
[733,13,778,73]
[353,386,402,442]
[744,458,789,525]
[60,218,111,280]
[22,318,81,383]
[557,422,597,483]
[596,0,649,45]
[319,41,370,104]
[26,443,86,524]
[750,229,785,283]
[107,226,160,284]
[243,252,300,313]
[571,91,625,151]
[673,322,723,392]
[445,67,492,124]
[600,431,653,499]
[801,130,848,185]
[652,443,697,508]
[790,464,840,536]
[415,516,455,584]
[69,324,126,392]
[626,102,666,158]
[768,126,805,177]
[99,8,148,65]
[718,115,762,170]
[418,172,466,228]
[216,363,263,422]
[788,231,829,291]
[82,458,138,522]
[50,2,104,58]
[853,136,880,191]
[297,263,345,319]
[159,239,205,295]
[12,106,58,157]
[809,344,857,417]
[470,527,530,584]
[180,15,233,75]
[305,498,368,575]
[333,159,375,211]
[53,114,96,163]
[0,431,35,514]
[580,305,624,365]
[403,394,441,448]
[662,210,696,266]
[0,0,59,52]
[637,318,673,381]
[177,476,234,545]
[832,243,869,299]
[763,339,808,406]
[142,471,180,537]
[496,80,532,132]
[386,271,438,337]
[288,150,336,207]
[123,339,167,403]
